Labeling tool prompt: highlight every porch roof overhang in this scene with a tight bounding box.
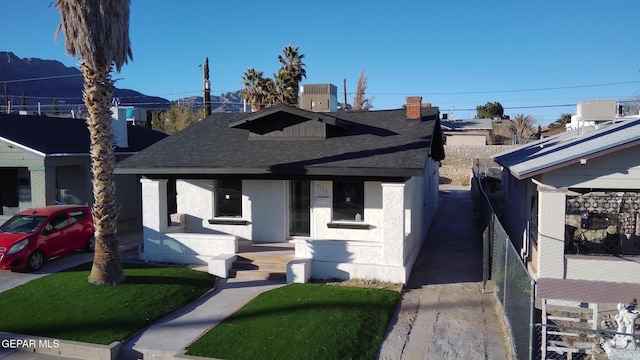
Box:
[115,165,423,179]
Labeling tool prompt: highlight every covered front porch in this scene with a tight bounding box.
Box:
[139,175,428,284]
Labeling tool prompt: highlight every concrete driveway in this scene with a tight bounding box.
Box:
[0,251,94,293]
[0,230,141,293]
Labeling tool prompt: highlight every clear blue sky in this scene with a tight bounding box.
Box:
[2,1,640,124]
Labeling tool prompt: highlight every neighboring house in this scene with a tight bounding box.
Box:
[115,96,445,284]
[441,118,492,145]
[492,117,640,300]
[0,113,167,230]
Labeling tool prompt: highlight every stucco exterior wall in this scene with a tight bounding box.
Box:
[154,173,435,284]
[244,180,286,242]
[565,256,640,283]
[536,187,567,279]
[176,179,253,240]
[446,134,487,146]
[313,181,383,242]
[540,145,640,189]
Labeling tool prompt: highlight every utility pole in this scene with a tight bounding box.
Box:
[4,82,8,114]
[343,78,347,111]
[203,57,211,117]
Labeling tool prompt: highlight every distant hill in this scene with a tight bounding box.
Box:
[0,51,170,114]
[176,92,245,113]
[2,52,361,115]
[0,51,248,115]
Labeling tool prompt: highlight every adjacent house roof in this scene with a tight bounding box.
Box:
[441,118,493,131]
[115,105,443,178]
[492,119,640,179]
[0,114,167,156]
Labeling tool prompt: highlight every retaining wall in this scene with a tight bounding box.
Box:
[440,145,516,185]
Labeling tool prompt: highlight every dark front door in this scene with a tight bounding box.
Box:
[289,180,310,237]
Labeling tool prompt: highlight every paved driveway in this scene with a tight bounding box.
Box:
[0,230,141,294]
[0,251,94,293]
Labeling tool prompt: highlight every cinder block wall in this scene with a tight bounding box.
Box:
[440,145,517,185]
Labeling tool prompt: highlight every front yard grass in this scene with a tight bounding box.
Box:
[0,262,214,345]
[186,283,401,360]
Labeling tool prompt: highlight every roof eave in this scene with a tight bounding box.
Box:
[509,138,640,180]
[114,166,425,177]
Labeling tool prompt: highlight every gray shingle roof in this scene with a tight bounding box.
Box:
[115,105,443,178]
[0,113,167,155]
[492,119,640,179]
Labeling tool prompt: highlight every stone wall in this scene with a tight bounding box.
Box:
[440,145,517,185]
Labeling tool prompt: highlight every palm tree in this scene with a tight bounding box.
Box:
[241,45,306,110]
[511,114,537,145]
[56,0,132,285]
[241,68,268,112]
[549,113,572,128]
[276,44,306,105]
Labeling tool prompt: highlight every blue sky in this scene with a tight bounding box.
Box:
[2,1,640,124]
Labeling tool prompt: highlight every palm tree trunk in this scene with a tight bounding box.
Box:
[82,62,125,285]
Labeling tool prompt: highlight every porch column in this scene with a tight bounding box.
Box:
[28,165,56,207]
[382,182,405,266]
[141,178,168,233]
[537,186,567,279]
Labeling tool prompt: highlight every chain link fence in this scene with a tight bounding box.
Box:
[473,165,535,360]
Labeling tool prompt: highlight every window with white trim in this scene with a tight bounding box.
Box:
[215,179,242,217]
[332,180,364,221]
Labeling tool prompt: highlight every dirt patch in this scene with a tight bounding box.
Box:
[311,278,404,292]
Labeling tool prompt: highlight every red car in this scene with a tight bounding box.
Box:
[0,205,95,271]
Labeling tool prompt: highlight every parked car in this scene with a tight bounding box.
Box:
[0,205,95,271]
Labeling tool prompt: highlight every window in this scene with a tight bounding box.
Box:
[215,179,242,217]
[46,213,69,231]
[69,210,87,224]
[332,180,364,221]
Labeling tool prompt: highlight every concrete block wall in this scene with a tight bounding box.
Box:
[440,145,517,185]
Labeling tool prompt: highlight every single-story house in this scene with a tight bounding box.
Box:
[492,118,640,300]
[115,96,445,284]
[441,118,492,145]
[0,113,167,230]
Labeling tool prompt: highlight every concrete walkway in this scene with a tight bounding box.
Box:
[378,185,512,359]
[119,278,285,359]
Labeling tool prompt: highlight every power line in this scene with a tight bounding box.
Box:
[363,80,640,96]
[1,74,84,83]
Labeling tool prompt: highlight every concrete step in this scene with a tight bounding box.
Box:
[233,258,288,272]
[230,269,287,281]
[236,253,294,263]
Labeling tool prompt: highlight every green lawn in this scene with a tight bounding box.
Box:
[0,262,215,344]
[186,283,401,360]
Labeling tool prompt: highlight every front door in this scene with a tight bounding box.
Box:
[289,180,310,237]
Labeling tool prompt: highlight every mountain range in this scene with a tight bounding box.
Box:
[0,51,242,114]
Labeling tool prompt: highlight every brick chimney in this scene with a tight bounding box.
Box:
[406,96,422,120]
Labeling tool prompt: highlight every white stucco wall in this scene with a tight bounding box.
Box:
[565,256,640,283]
[536,187,567,279]
[245,180,286,242]
[176,179,253,240]
[145,172,437,284]
[140,232,237,265]
[540,146,640,189]
[313,181,383,242]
